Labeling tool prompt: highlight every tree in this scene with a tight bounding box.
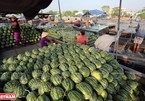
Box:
[137,7,145,19]
[82,10,88,13]
[48,10,58,15]
[101,5,110,13]
[62,10,72,16]
[122,11,131,17]
[138,12,145,19]
[111,7,131,18]
[111,7,120,17]
[72,10,78,16]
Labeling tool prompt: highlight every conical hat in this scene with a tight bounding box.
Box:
[9,15,17,19]
[41,32,48,38]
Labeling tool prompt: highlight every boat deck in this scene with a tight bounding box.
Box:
[0,43,40,59]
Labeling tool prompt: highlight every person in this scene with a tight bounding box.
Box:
[85,21,91,27]
[133,21,145,53]
[89,19,96,27]
[94,30,120,52]
[40,31,49,47]
[76,31,88,45]
[136,16,141,24]
[10,15,22,46]
[74,20,81,27]
[129,16,133,27]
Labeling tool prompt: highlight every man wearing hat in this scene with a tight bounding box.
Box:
[40,31,49,47]
[10,15,22,46]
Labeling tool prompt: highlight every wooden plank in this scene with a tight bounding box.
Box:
[112,53,145,62]
[111,53,145,67]
[47,36,65,44]
[121,65,145,85]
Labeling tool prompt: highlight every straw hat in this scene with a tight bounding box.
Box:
[41,32,48,38]
[9,15,17,19]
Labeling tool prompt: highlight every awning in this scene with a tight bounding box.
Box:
[0,0,53,20]
[83,9,106,16]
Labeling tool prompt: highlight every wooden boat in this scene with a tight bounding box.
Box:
[72,25,108,34]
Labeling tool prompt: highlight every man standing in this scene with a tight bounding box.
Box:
[133,21,145,53]
[76,31,88,45]
[129,16,133,27]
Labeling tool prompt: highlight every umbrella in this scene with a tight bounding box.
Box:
[0,0,53,20]
[83,9,106,16]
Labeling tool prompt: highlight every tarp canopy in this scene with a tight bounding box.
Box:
[0,0,53,20]
[83,9,106,16]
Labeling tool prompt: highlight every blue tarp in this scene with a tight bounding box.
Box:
[83,9,106,16]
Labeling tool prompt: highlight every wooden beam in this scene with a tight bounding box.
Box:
[121,65,145,85]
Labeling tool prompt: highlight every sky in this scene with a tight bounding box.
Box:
[42,0,145,12]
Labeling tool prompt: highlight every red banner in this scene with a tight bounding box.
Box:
[0,93,16,100]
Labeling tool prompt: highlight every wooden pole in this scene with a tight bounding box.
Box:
[58,0,62,20]
[114,0,122,59]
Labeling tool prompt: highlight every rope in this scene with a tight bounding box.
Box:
[120,30,134,51]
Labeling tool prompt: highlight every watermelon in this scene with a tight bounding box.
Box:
[68,65,78,73]
[62,78,74,91]
[91,70,102,81]
[11,72,21,80]
[70,72,83,83]
[100,90,107,99]
[36,94,50,101]
[67,90,84,101]
[0,72,11,82]
[42,65,51,72]
[32,70,42,78]
[51,74,63,86]
[20,74,31,85]
[76,82,93,100]
[79,67,90,77]
[50,87,64,100]
[8,64,16,71]
[85,76,98,89]
[38,82,52,95]
[50,68,61,75]
[89,93,98,101]
[26,92,37,101]
[41,72,51,82]
[62,71,71,79]
[59,63,69,71]
[28,78,41,90]
[3,80,21,93]
[99,79,108,89]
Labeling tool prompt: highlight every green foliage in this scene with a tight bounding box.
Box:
[102,5,110,13]
[48,10,58,15]
[137,12,145,19]
[62,10,78,17]
[111,7,131,18]
[82,10,89,13]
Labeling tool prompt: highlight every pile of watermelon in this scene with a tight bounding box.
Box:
[0,25,41,48]
[0,44,139,101]
[47,28,98,46]
[20,25,41,44]
[0,27,15,48]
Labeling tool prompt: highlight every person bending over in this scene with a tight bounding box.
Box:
[76,31,88,45]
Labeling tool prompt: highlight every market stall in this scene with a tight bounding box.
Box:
[0,0,145,101]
